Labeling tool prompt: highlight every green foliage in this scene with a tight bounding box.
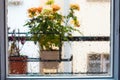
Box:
[24,0,81,50]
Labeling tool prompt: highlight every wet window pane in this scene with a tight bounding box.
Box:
[7,0,111,77]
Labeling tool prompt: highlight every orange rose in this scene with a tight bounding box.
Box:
[70,4,80,11]
[27,7,38,18]
[51,4,60,12]
[28,7,37,13]
[37,7,42,13]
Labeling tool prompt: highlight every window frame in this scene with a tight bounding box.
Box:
[0,0,119,80]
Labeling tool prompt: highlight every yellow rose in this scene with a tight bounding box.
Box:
[42,8,53,15]
[46,0,54,5]
[71,20,80,27]
[74,20,80,27]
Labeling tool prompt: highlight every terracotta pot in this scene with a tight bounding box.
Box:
[9,56,28,74]
[40,50,60,74]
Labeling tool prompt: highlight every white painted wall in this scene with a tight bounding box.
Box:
[72,41,109,73]
[70,0,110,36]
[8,0,40,32]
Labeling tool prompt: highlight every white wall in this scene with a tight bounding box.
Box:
[72,41,109,73]
[70,0,110,36]
[8,0,40,32]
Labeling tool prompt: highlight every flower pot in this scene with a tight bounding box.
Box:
[40,50,60,74]
[9,56,28,74]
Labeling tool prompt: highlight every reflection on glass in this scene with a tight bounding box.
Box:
[7,0,111,77]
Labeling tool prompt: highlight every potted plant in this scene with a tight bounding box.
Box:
[24,0,81,74]
[8,29,28,74]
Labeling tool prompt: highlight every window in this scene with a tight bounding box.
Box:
[0,0,119,80]
[87,53,110,74]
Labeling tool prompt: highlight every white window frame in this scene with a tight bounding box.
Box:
[0,0,119,80]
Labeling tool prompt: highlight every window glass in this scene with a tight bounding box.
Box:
[7,0,111,77]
